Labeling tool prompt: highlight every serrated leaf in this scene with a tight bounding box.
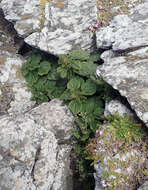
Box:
[71,60,83,70]
[28,54,41,71]
[93,107,104,117]
[60,89,72,100]
[69,100,81,115]
[38,61,51,76]
[58,54,70,65]
[60,69,67,78]
[21,63,29,76]
[84,98,96,113]
[70,50,90,60]
[25,71,39,86]
[81,79,97,95]
[47,66,60,80]
[45,80,56,93]
[37,95,49,104]
[49,86,65,99]
[34,77,47,92]
[89,53,100,62]
[67,77,82,90]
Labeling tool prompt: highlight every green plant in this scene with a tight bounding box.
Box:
[86,113,147,190]
[22,54,67,104]
[22,50,120,189]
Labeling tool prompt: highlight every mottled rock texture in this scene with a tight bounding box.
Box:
[96,0,148,127]
[104,100,133,117]
[138,181,148,190]
[1,0,97,55]
[0,13,75,189]
[96,1,148,50]
[0,100,74,190]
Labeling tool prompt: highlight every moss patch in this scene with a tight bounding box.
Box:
[87,113,148,190]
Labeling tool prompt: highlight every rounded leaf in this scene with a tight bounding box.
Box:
[67,78,81,90]
[38,61,51,76]
[69,100,81,115]
[81,79,97,95]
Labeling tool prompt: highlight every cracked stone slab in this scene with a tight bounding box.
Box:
[96,1,148,51]
[97,47,148,127]
[0,52,35,115]
[1,0,97,55]
[0,100,75,190]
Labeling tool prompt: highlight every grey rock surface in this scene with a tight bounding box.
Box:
[97,47,148,127]
[104,100,133,117]
[0,100,74,190]
[138,181,148,190]
[0,19,75,189]
[1,0,97,55]
[96,1,148,51]
[0,51,34,115]
[96,0,148,127]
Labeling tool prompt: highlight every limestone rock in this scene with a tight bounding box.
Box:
[96,1,148,50]
[97,47,148,127]
[0,52,35,115]
[0,100,75,190]
[138,181,148,190]
[1,0,97,55]
[104,100,133,117]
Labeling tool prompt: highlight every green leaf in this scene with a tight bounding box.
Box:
[34,77,47,92]
[38,61,51,76]
[84,98,96,113]
[21,63,29,76]
[67,78,82,90]
[89,53,100,62]
[81,133,89,141]
[45,80,56,92]
[60,69,67,78]
[93,107,104,117]
[69,100,81,115]
[81,79,97,95]
[28,54,41,71]
[47,65,60,80]
[70,50,90,60]
[49,86,65,99]
[25,71,39,86]
[72,129,81,139]
[60,89,72,100]
[37,94,49,104]
[71,60,83,70]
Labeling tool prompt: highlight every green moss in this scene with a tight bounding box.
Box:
[87,113,148,190]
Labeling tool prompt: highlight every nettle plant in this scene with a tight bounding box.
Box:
[22,50,117,188]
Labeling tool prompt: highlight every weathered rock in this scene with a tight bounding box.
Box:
[138,181,148,190]
[0,100,75,190]
[96,1,148,50]
[93,102,148,190]
[0,8,23,54]
[104,100,133,117]
[0,52,35,115]
[95,0,148,128]
[97,47,148,127]
[1,0,97,55]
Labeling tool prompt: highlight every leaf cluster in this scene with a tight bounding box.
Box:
[22,54,66,104]
[21,50,118,189]
[106,113,144,143]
